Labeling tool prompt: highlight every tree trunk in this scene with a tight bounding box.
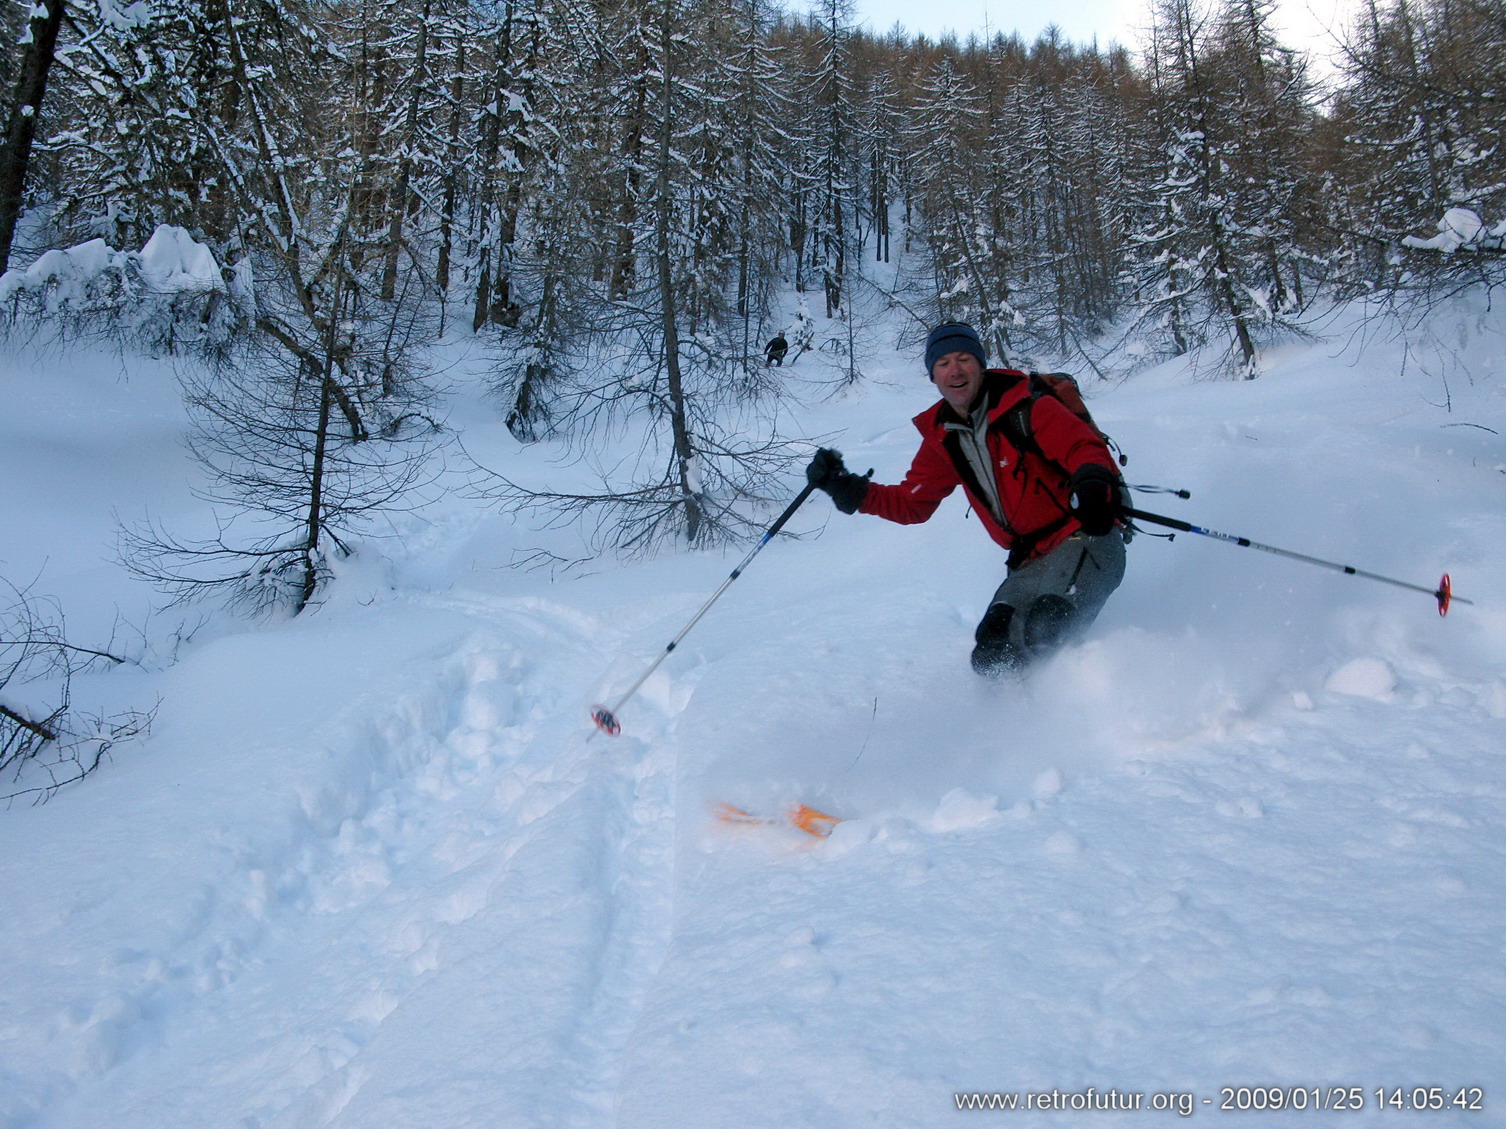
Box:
[436,37,466,302]
[381,0,432,300]
[0,0,66,274]
[654,0,700,543]
[297,369,334,614]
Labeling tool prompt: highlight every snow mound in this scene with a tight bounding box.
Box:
[1324,656,1397,700]
[138,226,225,293]
[925,787,1000,832]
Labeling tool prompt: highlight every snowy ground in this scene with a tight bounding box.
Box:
[1,297,1504,1128]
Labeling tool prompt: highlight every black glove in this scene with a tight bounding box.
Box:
[806,447,843,487]
[806,447,870,515]
[1069,464,1122,536]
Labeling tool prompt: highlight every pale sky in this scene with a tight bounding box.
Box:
[849,0,1360,71]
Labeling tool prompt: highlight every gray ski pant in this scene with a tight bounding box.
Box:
[971,529,1127,674]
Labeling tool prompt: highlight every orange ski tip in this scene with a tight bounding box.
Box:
[788,804,842,838]
[711,801,843,837]
[712,802,774,827]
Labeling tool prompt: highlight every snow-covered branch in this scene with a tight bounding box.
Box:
[1402,209,1506,257]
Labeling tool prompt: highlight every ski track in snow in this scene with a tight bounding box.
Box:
[3,591,689,1129]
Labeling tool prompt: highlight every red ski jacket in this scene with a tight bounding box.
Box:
[858,370,1119,567]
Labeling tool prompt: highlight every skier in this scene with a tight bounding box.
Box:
[765,332,789,366]
[807,322,1127,675]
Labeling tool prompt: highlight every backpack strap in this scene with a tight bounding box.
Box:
[991,377,1072,568]
[997,376,1048,465]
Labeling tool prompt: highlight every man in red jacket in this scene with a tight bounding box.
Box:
[808,322,1127,675]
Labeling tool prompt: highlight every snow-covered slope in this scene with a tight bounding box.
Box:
[1,300,1503,1128]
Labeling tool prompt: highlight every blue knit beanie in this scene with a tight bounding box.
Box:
[924,322,986,376]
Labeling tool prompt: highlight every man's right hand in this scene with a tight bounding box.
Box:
[806,447,845,486]
[806,448,870,514]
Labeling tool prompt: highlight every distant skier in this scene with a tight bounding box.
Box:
[765,333,789,366]
[807,322,1128,675]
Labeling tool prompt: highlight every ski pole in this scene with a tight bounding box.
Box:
[1124,507,1471,616]
[591,480,820,736]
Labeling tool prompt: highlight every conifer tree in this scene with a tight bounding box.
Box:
[906,56,1016,358]
[1331,0,1506,292]
[1206,0,1319,316]
[1125,0,1312,374]
[797,0,860,321]
[91,0,446,612]
[856,68,901,266]
[722,0,797,374]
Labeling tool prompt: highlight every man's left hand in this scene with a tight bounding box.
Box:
[1070,465,1122,536]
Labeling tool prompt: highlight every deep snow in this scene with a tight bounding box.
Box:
[1,295,1504,1128]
